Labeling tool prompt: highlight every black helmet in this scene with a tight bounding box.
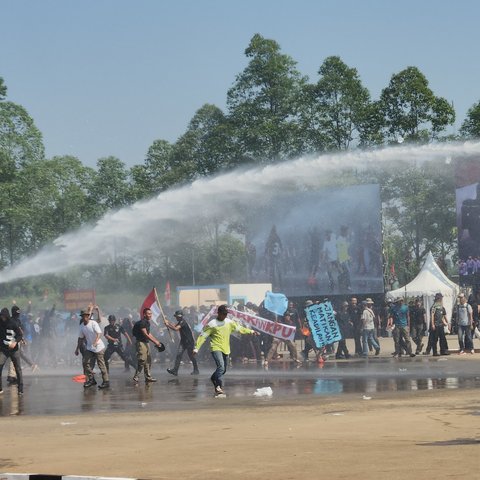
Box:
[174,310,183,318]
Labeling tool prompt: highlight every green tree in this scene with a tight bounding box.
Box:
[0,79,45,265]
[93,156,129,212]
[302,56,375,151]
[227,33,307,162]
[143,139,175,192]
[23,156,98,249]
[128,139,175,201]
[380,66,455,143]
[460,100,480,139]
[128,163,152,202]
[172,104,233,178]
[136,105,233,198]
[0,102,44,167]
[379,160,456,282]
[0,77,7,100]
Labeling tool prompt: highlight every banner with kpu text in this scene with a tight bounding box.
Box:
[305,301,342,348]
[229,307,296,341]
[194,305,295,341]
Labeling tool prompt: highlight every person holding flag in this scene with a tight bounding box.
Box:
[132,308,164,384]
[140,287,173,343]
[193,304,258,397]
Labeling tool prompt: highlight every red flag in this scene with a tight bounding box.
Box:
[140,288,161,325]
[165,281,171,307]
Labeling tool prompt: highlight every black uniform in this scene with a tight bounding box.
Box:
[167,313,199,376]
[410,305,426,353]
[335,309,351,359]
[0,310,24,394]
[104,322,136,370]
[348,304,363,355]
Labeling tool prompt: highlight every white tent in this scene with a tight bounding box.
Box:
[386,252,460,323]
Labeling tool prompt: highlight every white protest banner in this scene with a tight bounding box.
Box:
[194,305,296,341]
[227,307,296,341]
[305,301,342,348]
[194,305,217,332]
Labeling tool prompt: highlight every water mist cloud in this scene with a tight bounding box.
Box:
[1,141,479,283]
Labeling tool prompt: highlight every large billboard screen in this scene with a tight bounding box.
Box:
[456,158,480,286]
[244,184,384,296]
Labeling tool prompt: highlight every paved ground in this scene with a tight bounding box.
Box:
[1,336,479,416]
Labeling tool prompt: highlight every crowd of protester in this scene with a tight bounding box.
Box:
[2,288,480,395]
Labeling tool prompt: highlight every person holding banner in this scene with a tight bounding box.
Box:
[264,313,301,368]
[193,304,259,397]
[335,301,351,359]
[301,300,321,362]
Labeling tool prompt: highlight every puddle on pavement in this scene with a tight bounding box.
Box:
[418,438,480,446]
[2,358,480,416]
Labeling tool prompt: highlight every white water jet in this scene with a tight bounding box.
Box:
[1,141,479,283]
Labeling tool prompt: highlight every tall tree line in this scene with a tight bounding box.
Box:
[1,34,480,293]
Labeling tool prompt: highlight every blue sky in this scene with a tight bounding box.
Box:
[2,0,479,168]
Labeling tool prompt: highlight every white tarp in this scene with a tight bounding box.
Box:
[386,252,460,324]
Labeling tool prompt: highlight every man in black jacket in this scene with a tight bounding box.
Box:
[6,305,37,385]
[0,307,24,395]
[104,314,136,372]
[165,310,199,376]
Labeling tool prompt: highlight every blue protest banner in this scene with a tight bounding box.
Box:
[264,291,288,316]
[305,301,342,348]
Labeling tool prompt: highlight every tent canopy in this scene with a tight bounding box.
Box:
[386,252,459,322]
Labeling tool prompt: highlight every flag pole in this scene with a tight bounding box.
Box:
[154,287,174,343]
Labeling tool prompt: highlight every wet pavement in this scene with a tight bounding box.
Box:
[2,355,480,416]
